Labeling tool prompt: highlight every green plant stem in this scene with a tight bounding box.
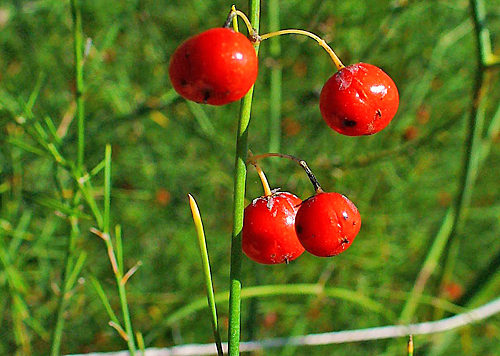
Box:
[50,217,79,356]
[433,0,496,313]
[50,4,85,351]
[70,0,85,168]
[398,0,494,325]
[268,0,281,153]
[117,278,137,355]
[228,2,260,355]
[104,145,137,355]
[470,0,493,66]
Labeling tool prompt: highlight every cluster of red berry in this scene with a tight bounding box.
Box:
[242,189,360,264]
[240,153,360,264]
[169,10,399,264]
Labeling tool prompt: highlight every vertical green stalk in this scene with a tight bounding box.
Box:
[51,2,85,352]
[117,277,137,355]
[470,0,493,65]
[104,145,137,355]
[435,0,493,307]
[104,145,111,235]
[71,0,85,168]
[268,0,281,152]
[398,0,494,325]
[50,217,79,356]
[451,0,490,229]
[228,1,260,356]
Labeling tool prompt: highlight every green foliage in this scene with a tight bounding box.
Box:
[1,0,500,355]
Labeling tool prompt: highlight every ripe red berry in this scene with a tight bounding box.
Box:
[319,63,399,136]
[295,192,361,257]
[169,28,258,106]
[242,192,305,264]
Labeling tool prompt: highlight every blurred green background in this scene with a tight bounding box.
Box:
[1,0,500,355]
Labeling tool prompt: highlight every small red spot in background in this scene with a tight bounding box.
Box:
[417,105,431,124]
[156,188,171,206]
[262,311,278,329]
[282,117,302,137]
[292,61,308,78]
[443,281,464,300]
[403,126,419,141]
[437,191,452,207]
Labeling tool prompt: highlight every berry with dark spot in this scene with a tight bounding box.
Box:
[242,192,304,264]
[169,28,258,105]
[295,192,361,257]
[319,63,399,136]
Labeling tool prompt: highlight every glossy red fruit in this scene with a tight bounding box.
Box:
[169,28,258,106]
[242,192,305,264]
[319,63,399,136]
[295,192,361,257]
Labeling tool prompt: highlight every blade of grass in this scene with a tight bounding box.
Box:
[188,194,223,356]
[25,193,91,220]
[24,316,50,342]
[44,116,62,146]
[67,252,87,292]
[90,159,106,177]
[7,138,47,157]
[75,176,104,229]
[186,102,217,138]
[89,275,121,326]
[136,332,146,356]
[24,73,45,115]
[8,210,32,254]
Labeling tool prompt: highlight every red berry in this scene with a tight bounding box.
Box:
[319,63,399,136]
[169,28,258,106]
[242,192,304,264]
[295,192,361,257]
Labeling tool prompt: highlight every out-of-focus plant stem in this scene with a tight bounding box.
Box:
[398,0,496,325]
[51,0,84,354]
[268,0,281,153]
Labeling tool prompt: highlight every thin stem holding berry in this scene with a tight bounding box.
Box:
[247,152,323,193]
[224,7,258,40]
[248,154,273,196]
[224,8,344,71]
[259,29,345,71]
